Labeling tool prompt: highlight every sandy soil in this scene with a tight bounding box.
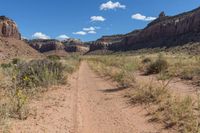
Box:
[134,72,199,97]
[10,62,171,133]
[10,85,74,133]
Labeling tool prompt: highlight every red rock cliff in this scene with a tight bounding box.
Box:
[0,16,21,39]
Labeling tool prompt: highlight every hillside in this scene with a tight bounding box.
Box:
[0,37,41,60]
[88,7,200,54]
[0,16,40,60]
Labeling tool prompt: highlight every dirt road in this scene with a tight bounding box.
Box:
[72,62,167,133]
[11,62,168,133]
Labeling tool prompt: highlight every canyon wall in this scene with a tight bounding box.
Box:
[89,7,200,52]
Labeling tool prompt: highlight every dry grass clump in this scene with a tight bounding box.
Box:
[130,82,170,105]
[144,55,168,75]
[130,81,200,132]
[155,96,197,132]
[167,54,200,82]
[47,55,61,61]
[141,57,152,64]
[87,56,136,87]
[63,55,81,74]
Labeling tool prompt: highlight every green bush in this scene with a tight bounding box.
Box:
[1,58,21,69]
[47,55,61,61]
[12,58,21,65]
[16,59,65,91]
[1,63,12,69]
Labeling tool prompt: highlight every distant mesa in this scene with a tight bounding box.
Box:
[87,7,200,54]
[27,38,89,55]
[28,39,65,53]
[63,38,89,53]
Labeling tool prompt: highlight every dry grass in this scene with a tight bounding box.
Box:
[86,53,200,85]
[155,96,198,132]
[85,53,200,132]
[0,56,80,130]
[130,82,170,105]
[87,56,136,87]
[129,81,200,132]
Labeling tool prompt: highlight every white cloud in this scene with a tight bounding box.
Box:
[100,1,126,10]
[56,34,69,41]
[32,32,50,39]
[83,27,95,31]
[82,26,99,34]
[88,30,96,34]
[73,31,87,35]
[131,13,157,21]
[90,16,106,22]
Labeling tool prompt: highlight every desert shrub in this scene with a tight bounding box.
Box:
[145,56,168,75]
[47,55,61,61]
[0,89,28,121]
[142,57,152,64]
[180,70,194,80]
[1,58,21,69]
[0,57,79,123]
[8,89,29,120]
[16,59,65,91]
[1,63,12,69]
[65,64,76,74]
[131,83,170,105]
[112,71,135,87]
[12,58,21,65]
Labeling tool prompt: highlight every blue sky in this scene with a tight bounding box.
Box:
[1,0,200,41]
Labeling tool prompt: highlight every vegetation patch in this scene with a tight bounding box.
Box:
[47,55,61,61]
[16,59,65,92]
[144,55,168,75]
[85,53,200,132]
[0,56,80,128]
[87,56,136,87]
[129,81,200,132]
[130,82,170,105]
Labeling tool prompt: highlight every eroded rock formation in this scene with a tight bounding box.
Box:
[89,7,200,52]
[63,38,89,53]
[0,16,40,60]
[28,39,65,53]
[0,16,21,39]
[28,38,89,54]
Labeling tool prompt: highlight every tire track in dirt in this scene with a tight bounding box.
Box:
[72,61,170,133]
[70,70,79,133]
[10,61,172,133]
